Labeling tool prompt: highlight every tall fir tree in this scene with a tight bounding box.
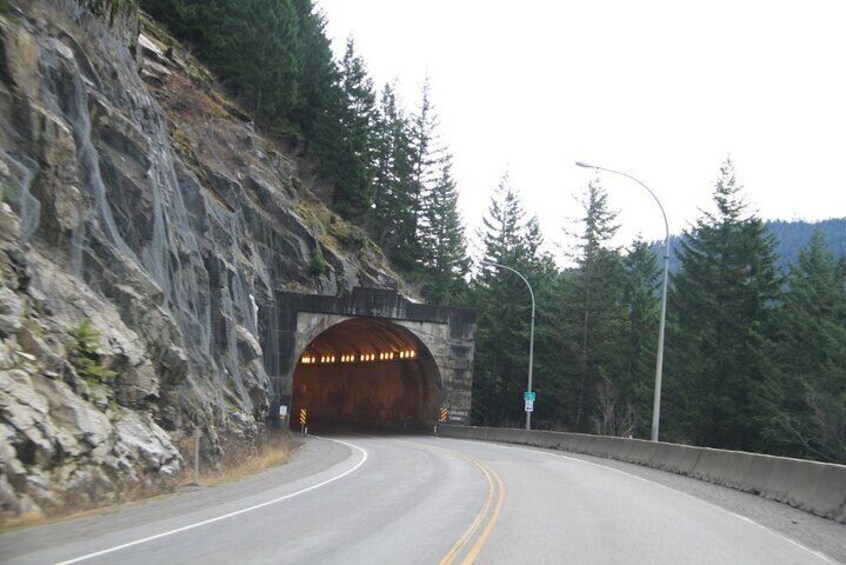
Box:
[225,0,303,127]
[290,0,339,143]
[564,179,627,433]
[532,266,577,427]
[418,157,469,305]
[371,83,415,259]
[329,38,377,219]
[470,173,548,426]
[392,78,443,273]
[666,158,781,451]
[765,231,846,462]
[619,239,661,437]
[409,78,443,206]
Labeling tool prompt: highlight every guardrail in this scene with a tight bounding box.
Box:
[438,425,846,524]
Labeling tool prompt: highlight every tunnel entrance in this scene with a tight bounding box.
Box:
[290,318,441,430]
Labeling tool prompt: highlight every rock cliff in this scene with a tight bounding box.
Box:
[0,0,403,517]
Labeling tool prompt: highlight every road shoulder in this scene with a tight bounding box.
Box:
[0,435,351,562]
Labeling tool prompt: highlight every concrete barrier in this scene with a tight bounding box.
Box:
[561,433,598,455]
[760,456,827,514]
[438,424,846,524]
[650,442,701,475]
[623,438,658,466]
[592,435,634,460]
[692,448,755,490]
[812,464,846,522]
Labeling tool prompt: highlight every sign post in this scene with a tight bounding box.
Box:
[192,427,200,486]
[278,405,288,429]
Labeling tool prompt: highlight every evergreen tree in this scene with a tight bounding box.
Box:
[371,83,415,259]
[766,231,846,462]
[471,173,548,426]
[329,38,377,219]
[222,0,303,127]
[392,78,442,273]
[532,267,577,428]
[541,212,657,436]
[479,172,531,265]
[409,78,442,207]
[619,239,661,437]
[564,179,627,433]
[290,0,340,143]
[666,158,781,451]
[144,0,305,131]
[419,156,469,305]
[140,0,225,51]
[373,78,459,283]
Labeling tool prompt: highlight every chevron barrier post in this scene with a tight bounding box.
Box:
[299,408,308,435]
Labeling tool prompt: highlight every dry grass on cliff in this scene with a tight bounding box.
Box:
[0,431,298,532]
[193,429,298,487]
[0,512,50,531]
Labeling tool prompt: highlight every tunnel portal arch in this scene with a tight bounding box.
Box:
[267,288,475,429]
[291,318,441,430]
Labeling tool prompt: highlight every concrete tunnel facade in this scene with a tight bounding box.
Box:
[266,288,476,430]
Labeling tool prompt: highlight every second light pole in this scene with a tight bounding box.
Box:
[480,260,535,431]
[575,161,670,442]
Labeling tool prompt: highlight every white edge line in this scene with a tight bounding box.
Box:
[54,436,368,565]
[452,438,838,565]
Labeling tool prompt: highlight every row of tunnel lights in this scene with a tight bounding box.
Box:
[300,350,418,365]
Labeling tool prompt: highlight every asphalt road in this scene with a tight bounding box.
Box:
[1,433,843,564]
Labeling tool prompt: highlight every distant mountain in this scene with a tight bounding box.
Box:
[653,217,846,275]
[766,218,846,271]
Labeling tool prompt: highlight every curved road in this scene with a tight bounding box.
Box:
[1,433,843,564]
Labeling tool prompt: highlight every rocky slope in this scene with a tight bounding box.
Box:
[0,0,403,518]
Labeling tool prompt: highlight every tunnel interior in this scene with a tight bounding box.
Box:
[291,318,441,430]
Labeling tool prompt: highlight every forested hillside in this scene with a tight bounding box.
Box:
[658,217,846,275]
[139,2,845,463]
[768,218,846,271]
[140,0,468,303]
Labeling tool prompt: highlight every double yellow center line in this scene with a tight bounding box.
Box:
[439,452,505,565]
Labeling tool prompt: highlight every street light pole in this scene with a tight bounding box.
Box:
[480,260,536,431]
[575,161,669,442]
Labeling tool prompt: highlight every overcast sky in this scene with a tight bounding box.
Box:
[317,0,846,256]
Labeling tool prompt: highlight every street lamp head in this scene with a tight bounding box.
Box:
[575,161,596,169]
